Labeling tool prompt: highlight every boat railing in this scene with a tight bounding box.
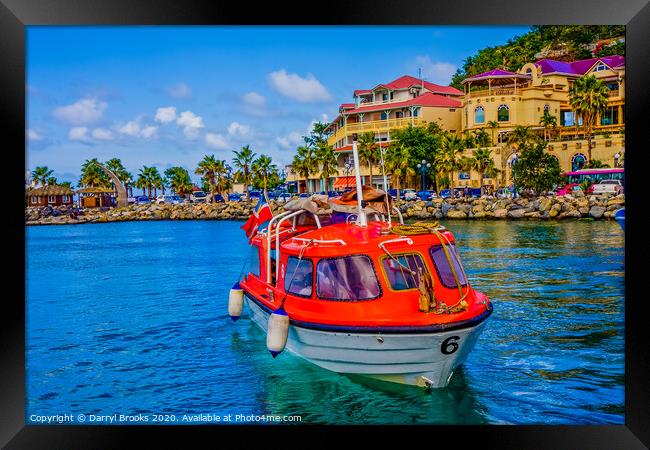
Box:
[392,206,404,224]
[378,237,414,252]
[291,237,347,246]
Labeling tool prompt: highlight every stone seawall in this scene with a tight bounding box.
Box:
[25,194,624,226]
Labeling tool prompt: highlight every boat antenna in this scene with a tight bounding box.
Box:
[378,143,392,227]
[351,133,367,227]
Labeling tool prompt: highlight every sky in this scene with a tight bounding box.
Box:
[26,25,531,185]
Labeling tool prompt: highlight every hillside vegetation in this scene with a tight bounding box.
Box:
[450,25,625,89]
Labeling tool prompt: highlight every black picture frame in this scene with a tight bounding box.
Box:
[3,0,649,448]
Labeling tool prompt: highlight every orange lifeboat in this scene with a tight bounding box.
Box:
[231,188,492,388]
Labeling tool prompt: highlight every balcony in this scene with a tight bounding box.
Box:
[327,117,426,146]
[557,123,624,139]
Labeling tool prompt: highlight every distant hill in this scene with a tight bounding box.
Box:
[450,25,625,89]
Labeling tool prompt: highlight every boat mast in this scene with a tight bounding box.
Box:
[379,144,392,226]
[351,133,367,226]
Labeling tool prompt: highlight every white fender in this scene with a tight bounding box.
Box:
[266,307,289,358]
[228,283,244,322]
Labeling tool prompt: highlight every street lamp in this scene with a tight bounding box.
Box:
[416,159,431,191]
[343,159,353,191]
[509,153,519,198]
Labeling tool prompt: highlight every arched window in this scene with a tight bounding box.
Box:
[474,106,485,124]
[497,104,510,122]
[526,67,533,75]
[571,153,587,171]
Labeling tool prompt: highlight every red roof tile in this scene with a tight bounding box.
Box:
[341,92,461,115]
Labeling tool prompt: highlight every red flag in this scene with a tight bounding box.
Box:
[241,197,273,240]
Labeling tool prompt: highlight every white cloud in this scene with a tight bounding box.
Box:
[53,97,108,124]
[91,128,114,140]
[228,121,251,136]
[166,82,192,99]
[205,133,229,150]
[140,125,158,139]
[243,91,266,107]
[155,106,177,124]
[413,56,457,85]
[276,131,303,149]
[119,120,141,136]
[176,110,204,139]
[68,127,89,141]
[27,129,43,141]
[268,69,332,102]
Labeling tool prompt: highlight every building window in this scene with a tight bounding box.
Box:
[571,153,587,171]
[449,108,456,112]
[62,195,70,202]
[544,104,551,112]
[526,67,533,75]
[284,256,313,298]
[380,111,388,120]
[497,104,510,122]
[31,196,38,203]
[561,111,582,127]
[593,62,608,72]
[601,106,619,125]
[474,106,485,124]
[395,111,404,119]
[412,108,419,117]
[47,195,56,203]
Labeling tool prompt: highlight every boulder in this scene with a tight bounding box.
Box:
[549,203,562,218]
[494,208,508,218]
[589,206,606,219]
[446,210,467,219]
[507,209,526,219]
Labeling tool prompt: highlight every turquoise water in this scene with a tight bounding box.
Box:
[26,220,625,425]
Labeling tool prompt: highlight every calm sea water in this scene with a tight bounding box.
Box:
[26,220,625,425]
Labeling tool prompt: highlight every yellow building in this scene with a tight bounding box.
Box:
[286,56,625,192]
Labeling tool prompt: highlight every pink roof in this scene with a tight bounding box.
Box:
[536,55,625,76]
[341,92,461,115]
[353,75,463,98]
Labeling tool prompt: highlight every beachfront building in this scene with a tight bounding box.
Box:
[287,55,625,192]
[457,55,625,187]
[286,75,464,192]
[27,185,74,207]
[77,187,114,208]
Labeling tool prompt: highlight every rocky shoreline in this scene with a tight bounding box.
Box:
[25,193,624,226]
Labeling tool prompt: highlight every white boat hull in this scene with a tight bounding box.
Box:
[244,295,490,388]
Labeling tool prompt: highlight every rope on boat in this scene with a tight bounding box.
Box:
[389,221,443,236]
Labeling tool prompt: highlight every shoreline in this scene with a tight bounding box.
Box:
[25,194,624,226]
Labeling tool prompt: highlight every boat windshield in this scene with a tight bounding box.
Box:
[429,244,467,288]
[284,256,313,297]
[381,253,428,290]
[316,255,381,301]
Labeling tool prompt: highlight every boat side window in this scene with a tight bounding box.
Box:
[381,253,428,291]
[316,255,381,301]
[429,244,468,288]
[247,246,261,277]
[284,256,313,298]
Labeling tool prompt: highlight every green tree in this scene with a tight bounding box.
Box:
[433,135,465,189]
[232,145,257,195]
[487,121,500,145]
[569,75,610,162]
[135,166,159,198]
[291,146,317,193]
[585,159,609,169]
[196,154,222,202]
[539,110,558,142]
[512,141,562,195]
[357,131,379,181]
[46,176,58,186]
[164,166,193,197]
[31,166,54,186]
[79,158,111,188]
[251,154,277,200]
[385,143,415,200]
[315,144,338,191]
[105,158,133,193]
[469,148,497,188]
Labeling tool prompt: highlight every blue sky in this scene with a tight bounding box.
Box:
[26,25,530,185]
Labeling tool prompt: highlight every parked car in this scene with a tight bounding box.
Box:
[190,190,208,203]
[135,195,151,205]
[276,192,294,203]
[555,183,581,196]
[416,190,433,201]
[403,189,417,201]
[248,190,262,200]
[212,194,225,203]
[439,189,451,199]
[299,193,311,198]
[470,188,482,198]
[228,193,243,202]
[495,188,513,198]
[590,179,624,195]
[327,191,339,198]
[156,194,183,204]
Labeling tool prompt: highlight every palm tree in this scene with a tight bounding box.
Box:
[105,158,133,194]
[31,166,54,186]
[251,154,277,201]
[291,146,317,193]
[357,131,379,182]
[136,166,158,198]
[469,148,497,188]
[164,167,193,197]
[569,75,610,162]
[433,135,465,189]
[46,176,58,186]
[214,160,232,196]
[232,145,257,196]
[487,120,499,145]
[196,155,221,202]
[80,158,111,188]
[585,159,609,169]
[473,129,491,147]
[539,111,558,142]
[315,144,338,191]
[385,143,414,200]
